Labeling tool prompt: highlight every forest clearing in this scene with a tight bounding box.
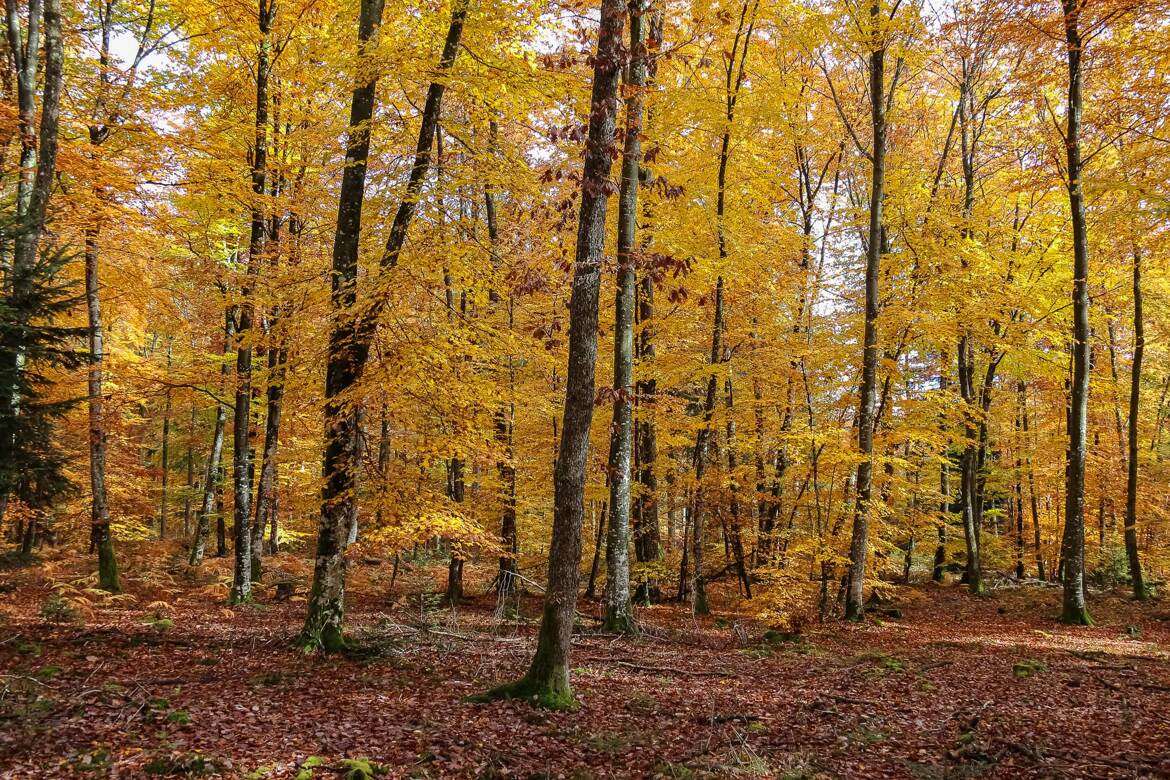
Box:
[2,551,1169,778]
[2,0,1170,774]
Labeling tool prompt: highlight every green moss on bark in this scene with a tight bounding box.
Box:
[467,675,578,711]
[1060,605,1094,626]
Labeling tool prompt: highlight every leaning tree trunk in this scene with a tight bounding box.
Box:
[303,0,465,650]
[844,0,887,621]
[1059,0,1092,625]
[1124,248,1146,600]
[602,0,648,635]
[472,0,625,708]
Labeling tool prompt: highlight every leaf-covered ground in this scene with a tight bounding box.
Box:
[3,554,1170,778]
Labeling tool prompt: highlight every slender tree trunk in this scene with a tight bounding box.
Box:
[159,344,172,539]
[190,310,233,566]
[85,230,119,590]
[473,0,624,708]
[844,0,887,620]
[602,0,648,634]
[252,345,285,573]
[724,367,750,598]
[445,455,465,604]
[956,339,984,593]
[1124,248,1146,599]
[1060,0,1092,625]
[934,362,950,583]
[691,278,724,615]
[485,142,520,597]
[1019,380,1044,579]
[229,0,275,604]
[184,403,195,537]
[585,498,606,601]
[632,10,663,604]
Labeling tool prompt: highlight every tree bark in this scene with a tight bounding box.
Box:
[844,0,887,621]
[1124,248,1146,599]
[473,0,624,708]
[602,0,648,635]
[229,0,277,604]
[304,0,468,649]
[189,310,233,566]
[1059,0,1092,625]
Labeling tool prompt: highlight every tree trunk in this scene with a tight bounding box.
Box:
[472,0,624,708]
[229,0,276,604]
[184,404,195,537]
[303,0,466,649]
[844,0,887,621]
[602,0,648,635]
[190,309,233,566]
[691,277,724,615]
[1059,0,1092,625]
[85,229,119,591]
[252,345,285,571]
[633,10,663,604]
[1124,248,1146,599]
[159,344,172,540]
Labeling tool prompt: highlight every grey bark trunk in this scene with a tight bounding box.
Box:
[189,310,233,566]
[602,0,648,634]
[475,0,624,708]
[229,0,277,604]
[844,0,887,620]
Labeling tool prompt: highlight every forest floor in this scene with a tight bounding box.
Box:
[2,549,1170,779]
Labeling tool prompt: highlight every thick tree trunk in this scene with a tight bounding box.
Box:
[0,0,63,536]
[1060,0,1092,625]
[473,0,624,708]
[844,1,886,621]
[1124,249,1146,599]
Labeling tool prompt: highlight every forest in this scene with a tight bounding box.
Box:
[1,0,1169,775]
